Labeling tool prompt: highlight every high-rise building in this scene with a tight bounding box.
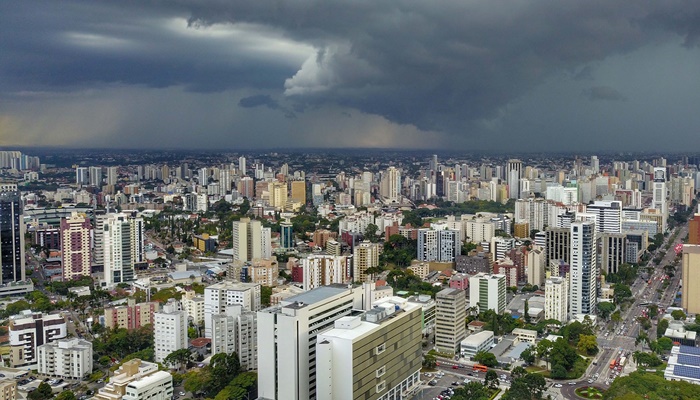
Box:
[104,300,158,330]
[300,254,350,290]
[204,282,261,338]
[469,273,506,314]
[154,301,187,364]
[506,159,523,199]
[652,167,668,231]
[380,166,401,202]
[103,213,144,286]
[60,212,92,280]
[237,176,254,199]
[268,181,288,210]
[89,166,102,187]
[545,227,570,268]
[591,155,599,174]
[280,221,294,249]
[0,191,24,285]
[688,213,700,245]
[526,245,545,287]
[37,338,92,379]
[316,297,423,400]
[209,305,257,371]
[600,233,626,275]
[569,221,597,316]
[238,156,247,176]
[417,228,460,262]
[75,167,89,186]
[231,218,271,262]
[353,241,380,283]
[585,200,622,233]
[257,285,367,400]
[106,166,118,186]
[544,276,568,323]
[290,180,306,204]
[9,311,67,367]
[682,244,700,314]
[435,289,467,354]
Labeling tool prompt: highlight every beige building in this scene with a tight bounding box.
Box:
[60,212,92,280]
[104,300,158,330]
[682,244,700,314]
[316,297,422,400]
[353,241,380,283]
[94,359,172,400]
[435,288,467,355]
[38,338,93,379]
[407,261,430,280]
[181,290,205,326]
[268,181,288,210]
[544,276,568,323]
[0,380,17,400]
[290,180,306,204]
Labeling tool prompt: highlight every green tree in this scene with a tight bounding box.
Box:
[29,383,53,400]
[648,304,659,319]
[261,286,273,307]
[611,310,622,324]
[657,337,673,352]
[597,302,616,320]
[672,310,687,320]
[511,366,527,381]
[657,318,670,338]
[474,350,498,367]
[484,369,499,389]
[577,334,599,355]
[613,283,633,305]
[183,369,211,394]
[163,349,192,371]
[422,353,437,369]
[452,381,489,400]
[55,391,76,400]
[364,223,380,242]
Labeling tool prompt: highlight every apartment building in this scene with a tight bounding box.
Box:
[37,338,92,379]
[9,311,67,367]
[94,359,172,400]
[154,301,187,364]
[104,300,158,330]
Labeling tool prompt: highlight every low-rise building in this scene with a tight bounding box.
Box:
[9,311,66,367]
[664,345,700,385]
[37,338,92,379]
[460,331,495,359]
[94,359,172,400]
[512,328,537,344]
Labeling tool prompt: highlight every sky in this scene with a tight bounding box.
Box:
[1,0,700,152]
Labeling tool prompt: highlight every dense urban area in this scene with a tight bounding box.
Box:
[1,148,700,400]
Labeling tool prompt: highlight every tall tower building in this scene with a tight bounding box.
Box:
[353,241,380,282]
[545,276,568,323]
[468,273,506,314]
[652,167,668,231]
[290,180,306,204]
[89,166,102,187]
[591,155,599,174]
[280,221,294,250]
[204,282,261,338]
[75,167,89,186]
[103,213,144,286]
[0,191,25,284]
[689,213,700,245]
[585,200,622,233]
[569,221,597,316]
[154,301,187,364]
[238,156,247,176]
[60,212,92,280]
[231,218,271,263]
[238,176,254,199]
[106,166,118,186]
[380,166,401,202]
[435,288,467,354]
[506,159,523,199]
[417,228,460,262]
[545,227,571,268]
[268,182,288,210]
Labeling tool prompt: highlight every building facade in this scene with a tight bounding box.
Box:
[544,276,568,323]
[60,212,92,280]
[435,288,467,355]
[37,338,92,379]
[0,191,25,285]
[154,301,187,364]
[569,221,597,316]
[204,282,261,338]
[9,311,67,367]
[469,273,506,314]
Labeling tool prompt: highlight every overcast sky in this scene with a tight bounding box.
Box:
[1,1,700,152]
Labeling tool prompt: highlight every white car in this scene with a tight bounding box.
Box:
[554,384,563,388]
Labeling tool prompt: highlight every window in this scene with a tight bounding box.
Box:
[376,381,386,393]
[375,343,385,355]
[376,365,386,378]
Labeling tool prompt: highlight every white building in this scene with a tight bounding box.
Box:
[210,305,257,371]
[231,218,271,263]
[569,221,597,316]
[406,295,436,336]
[526,245,545,287]
[585,200,622,233]
[469,273,507,314]
[652,167,668,232]
[316,297,423,400]
[301,255,351,290]
[204,282,261,338]
[460,331,495,359]
[37,338,92,379]
[664,345,700,385]
[103,213,145,286]
[154,301,187,364]
[464,218,495,243]
[417,228,460,262]
[435,288,467,355]
[95,359,172,400]
[544,276,569,323]
[9,311,67,367]
[257,285,368,400]
[181,290,205,326]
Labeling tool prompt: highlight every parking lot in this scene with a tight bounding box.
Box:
[415,369,494,399]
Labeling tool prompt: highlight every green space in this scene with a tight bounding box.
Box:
[575,386,604,399]
[604,371,700,400]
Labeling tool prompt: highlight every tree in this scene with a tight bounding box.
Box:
[29,383,53,400]
[520,347,535,364]
[163,348,192,372]
[611,310,622,324]
[524,299,531,324]
[484,370,499,389]
[648,304,659,319]
[364,223,380,242]
[422,353,437,369]
[183,369,211,394]
[672,310,687,321]
[511,366,527,380]
[55,391,76,400]
[261,286,273,307]
[657,337,674,352]
[597,302,616,320]
[657,318,670,338]
[550,364,568,379]
[474,350,498,367]
[577,334,599,355]
[452,381,489,400]
[613,283,633,305]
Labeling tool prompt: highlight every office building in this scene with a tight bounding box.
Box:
[37,338,92,379]
[353,241,380,283]
[506,159,523,199]
[103,213,145,286]
[585,201,622,233]
[600,233,626,275]
[652,167,668,231]
[545,227,570,268]
[231,218,271,262]
[204,282,261,337]
[257,285,367,400]
[154,301,187,364]
[406,295,436,336]
[435,288,467,355]
[682,244,700,314]
[104,300,158,330]
[210,305,257,371]
[290,180,306,204]
[460,331,495,359]
[417,228,460,263]
[569,221,597,316]
[9,311,67,367]
[280,221,294,249]
[316,297,422,400]
[469,273,507,314]
[0,191,25,285]
[95,359,173,400]
[301,254,351,290]
[544,276,568,323]
[60,212,92,280]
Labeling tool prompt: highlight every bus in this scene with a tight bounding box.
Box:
[610,359,616,369]
[473,364,488,372]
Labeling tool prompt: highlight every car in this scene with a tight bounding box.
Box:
[568,382,576,385]
[428,380,437,386]
[179,392,185,396]
[554,384,563,388]
[451,382,460,386]
[452,365,459,369]
[587,379,593,384]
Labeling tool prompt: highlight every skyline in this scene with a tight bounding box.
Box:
[1,1,700,151]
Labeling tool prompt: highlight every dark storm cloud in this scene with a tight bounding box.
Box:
[584,86,627,102]
[171,0,700,132]
[239,95,280,109]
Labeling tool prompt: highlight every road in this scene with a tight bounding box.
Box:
[590,224,687,386]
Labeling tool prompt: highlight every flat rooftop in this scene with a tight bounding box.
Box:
[284,284,351,306]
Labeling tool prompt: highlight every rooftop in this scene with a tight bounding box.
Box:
[284,284,352,306]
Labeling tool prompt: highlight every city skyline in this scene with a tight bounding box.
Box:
[1,1,700,151]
